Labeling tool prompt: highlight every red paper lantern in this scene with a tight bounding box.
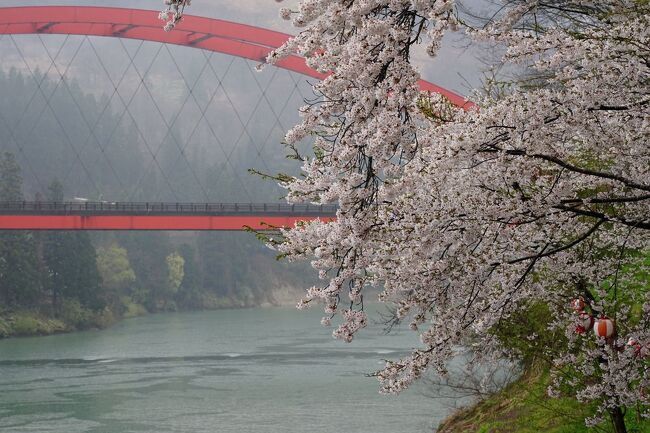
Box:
[571,297,586,312]
[575,313,594,334]
[593,317,615,338]
[628,338,642,354]
[627,338,649,358]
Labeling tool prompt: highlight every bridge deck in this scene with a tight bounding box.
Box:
[0,202,337,231]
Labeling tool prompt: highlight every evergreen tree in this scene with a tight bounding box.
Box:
[0,152,22,202]
[68,232,102,309]
[0,152,42,306]
[43,179,102,312]
[43,179,70,311]
[47,179,64,202]
[118,232,171,311]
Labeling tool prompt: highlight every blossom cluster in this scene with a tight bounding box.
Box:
[159,0,191,32]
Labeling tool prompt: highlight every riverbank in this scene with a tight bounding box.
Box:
[0,285,305,339]
[437,367,650,433]
[0,310,68,338]
[0,302,117,338]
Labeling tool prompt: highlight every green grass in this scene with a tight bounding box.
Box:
[437,367,650,433]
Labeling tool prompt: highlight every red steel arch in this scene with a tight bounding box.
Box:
[0,6,469,107]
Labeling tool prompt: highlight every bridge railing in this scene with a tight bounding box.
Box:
[0,201,338,216]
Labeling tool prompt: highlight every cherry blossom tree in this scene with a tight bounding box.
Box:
[265,1,649,430]
[162,1,648,430]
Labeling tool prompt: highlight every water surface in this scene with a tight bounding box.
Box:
[0,306,457,432]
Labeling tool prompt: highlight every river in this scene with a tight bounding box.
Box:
[0,305,459,432]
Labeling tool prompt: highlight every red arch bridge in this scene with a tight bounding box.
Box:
[0,6,467,231]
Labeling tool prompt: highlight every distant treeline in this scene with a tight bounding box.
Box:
[0,151,312,337]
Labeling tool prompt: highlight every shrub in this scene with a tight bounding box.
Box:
[59,299,93,329]
[12,313,42,336]
[120,296,148,318]
[92,307,116,329]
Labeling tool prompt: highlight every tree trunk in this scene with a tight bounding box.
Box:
[610,406,627,433]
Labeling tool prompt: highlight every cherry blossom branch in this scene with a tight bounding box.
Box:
[528,153,650,193]
[481,145,650,192]
[553,205,650,230]
[508,220,605,265]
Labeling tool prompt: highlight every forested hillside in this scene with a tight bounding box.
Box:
[0,68,314,338]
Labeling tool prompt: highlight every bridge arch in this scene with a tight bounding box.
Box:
[0,5,468,230]
[0,6,467,107]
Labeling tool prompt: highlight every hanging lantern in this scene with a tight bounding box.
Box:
[593,316,615,338]
[628,338,642,355]
[575,312,594,334]
[571,297,586,312]
[627,338,649,358]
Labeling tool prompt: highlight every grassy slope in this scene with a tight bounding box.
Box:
[436,368,650,433]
